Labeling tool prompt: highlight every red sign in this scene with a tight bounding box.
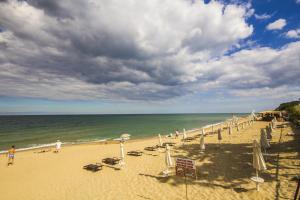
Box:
[175,158,197,179]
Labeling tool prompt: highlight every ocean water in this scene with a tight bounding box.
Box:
[0,113,247,151]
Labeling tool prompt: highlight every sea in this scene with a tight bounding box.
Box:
[0,113,247,152]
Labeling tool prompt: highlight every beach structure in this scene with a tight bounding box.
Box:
[164,144,173,176]
[119,142,125,167]
[237,124,240,132]
[251,139,267,191]
[200,134,205,152]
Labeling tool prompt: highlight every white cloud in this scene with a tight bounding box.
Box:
[296,0,300,4]
[286,29,300,39]
[0,0,254,101]
[254,13,271,20]
[1,1,299,102]
[266,19,286,30]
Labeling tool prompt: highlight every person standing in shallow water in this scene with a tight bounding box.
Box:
[7,145,16,166]
[54,140,62,153]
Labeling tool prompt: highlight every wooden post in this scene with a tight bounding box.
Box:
[294,177,300,200]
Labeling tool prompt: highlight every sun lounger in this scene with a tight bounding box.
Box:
[102,157,121,165]
[83,163,103,172]
[286,132,296,136]
[182,137,194,142]
[144,146,158,151]
[162,142,176,147]
[127,151,143,156]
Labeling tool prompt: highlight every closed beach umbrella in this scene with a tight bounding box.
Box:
[218,129,222,140]
[228,126,232,135]
[266,126,272,140]
[252,139,267,191]
[158,134,162,146]
[120,142,125,166]
[164,144,173,175]
[260,129,270,150]
[237,124,240,131]
[183,129,187,140]
[200,135,205,151]
[217,129,222,147]
[253,139,267,171]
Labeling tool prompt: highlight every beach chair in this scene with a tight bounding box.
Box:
[127,151,143,156]
[102,157,121,165]
[83,163,103,172]
[144,146,158,151]
[162,142,176,147]
[182,137,194,142]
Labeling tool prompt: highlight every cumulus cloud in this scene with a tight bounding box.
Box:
[0,0,299,102]
[266,19,286,30]
[254,13,271,20]
[285,29,300,39]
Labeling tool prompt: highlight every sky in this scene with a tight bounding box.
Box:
[0,0,299,114]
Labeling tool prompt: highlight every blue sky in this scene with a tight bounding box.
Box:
[0,0,299,114]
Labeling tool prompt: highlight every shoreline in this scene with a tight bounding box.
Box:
[0,125,204,154]
[0,115,250,154]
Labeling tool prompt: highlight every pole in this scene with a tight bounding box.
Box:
[256,170,259,191]
[294,177,300,200]
[185,173,188,200]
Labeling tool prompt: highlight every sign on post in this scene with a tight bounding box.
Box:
[175,158,197,179]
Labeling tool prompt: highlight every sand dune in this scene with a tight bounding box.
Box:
[0,121,299,200]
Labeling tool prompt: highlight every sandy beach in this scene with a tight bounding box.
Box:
[0,120,299,200]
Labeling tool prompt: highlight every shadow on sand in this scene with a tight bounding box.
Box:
[144,124,300,197]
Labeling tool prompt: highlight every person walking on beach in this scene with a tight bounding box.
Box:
[7,145,16,166]
[54,140,62,153]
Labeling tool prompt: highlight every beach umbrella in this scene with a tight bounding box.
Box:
[120,133,131,141]
[228,126,232,135]
[164,144,173,176]
[252,139,267,191]
[237,124,240,131]
[217,129,222,147]
[158,134,163,146]
[120,142,125,166]
[183,129,187,140]
[200,134,205,151]
[266,126,272,140]
[260,129,270,151]
[269,122,273,130]
[242,122,245,129]
[202,128,205,135]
